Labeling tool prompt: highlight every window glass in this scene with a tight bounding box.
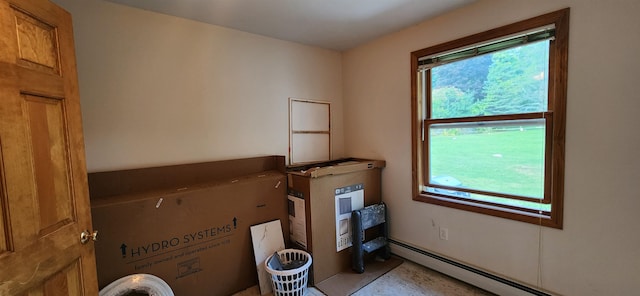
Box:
[430,41,550,119]
[428,119,546,199]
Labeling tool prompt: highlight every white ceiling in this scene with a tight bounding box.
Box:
[102,0,475,51]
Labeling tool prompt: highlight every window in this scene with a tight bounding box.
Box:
[411,9,569,228]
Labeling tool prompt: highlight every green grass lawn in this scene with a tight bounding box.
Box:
[430,127,548,210]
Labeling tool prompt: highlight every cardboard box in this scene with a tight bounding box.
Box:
[286,158,385,284]
[88,156,289,296]
[287,158,385,179]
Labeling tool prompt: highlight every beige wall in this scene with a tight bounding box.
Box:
[53,0,344,172]
[343,0,640,295]
[52,0,640,294]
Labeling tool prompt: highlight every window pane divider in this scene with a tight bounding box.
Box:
[427,112,550,126]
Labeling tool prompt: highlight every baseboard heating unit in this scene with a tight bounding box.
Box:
[389,239,553,296]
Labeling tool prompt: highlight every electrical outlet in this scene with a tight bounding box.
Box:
[439,227,449,240]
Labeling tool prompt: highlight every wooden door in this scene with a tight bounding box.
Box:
[0,0,99,295]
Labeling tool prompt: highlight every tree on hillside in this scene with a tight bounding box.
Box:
[479,41,549,115]
[432,54,491,104]
[431,87,476,119]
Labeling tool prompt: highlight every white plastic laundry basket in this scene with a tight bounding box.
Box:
[264,249,312,296]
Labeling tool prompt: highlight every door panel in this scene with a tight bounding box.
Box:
[39,260,82,296]
[0,0,98,295]
[14,6,60,75]
[24,94,74,235]
[0,140,9,254]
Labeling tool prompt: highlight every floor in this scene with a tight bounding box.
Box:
[234,259,495,296]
